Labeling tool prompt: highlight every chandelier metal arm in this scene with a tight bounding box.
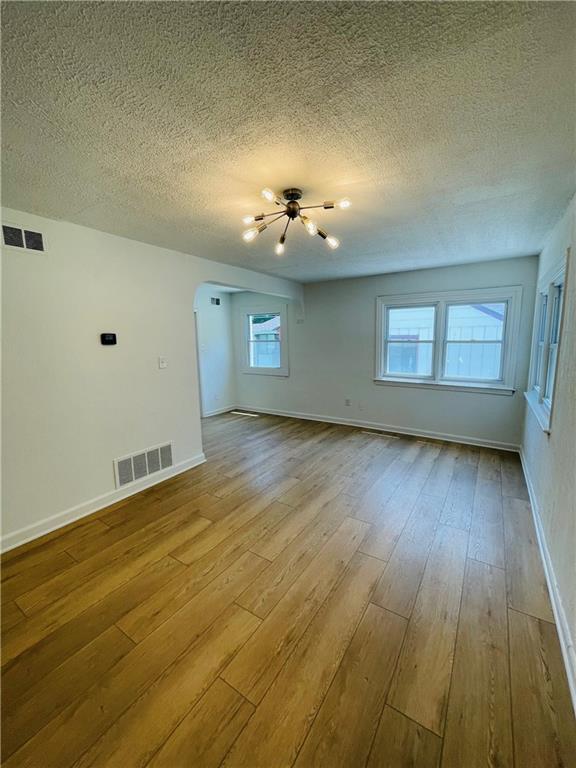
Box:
[266,212,288,226]
[297,204,325,211]
[261,210,287,219]
[281,216,290,239]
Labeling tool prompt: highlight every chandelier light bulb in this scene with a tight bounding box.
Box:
[261,188,275,202]
[326,235,340,249]
[275,232,287,256]
[242,215,255,225]
[306,220,318,237]
[301,215,318,236]
[242,227,258,242]
[337,198,351,209]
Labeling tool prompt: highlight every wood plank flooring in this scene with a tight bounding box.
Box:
[2,412,575,767]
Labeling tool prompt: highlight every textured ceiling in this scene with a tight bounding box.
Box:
[2,2,575,282]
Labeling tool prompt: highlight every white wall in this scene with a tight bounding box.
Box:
[194,285,236,416]
[1,208,302,550]
[233,256,538,449]
[520,196,576,703]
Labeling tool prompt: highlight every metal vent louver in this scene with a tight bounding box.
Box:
[117,457,134,487]
[24,230,44,251]
[132,453,147,481]
[2,225,24,248]
[147,448,161,474]
[160,444,173,469]
[114,442,173,489]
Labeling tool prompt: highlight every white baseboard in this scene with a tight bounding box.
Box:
[237,404,520,452]
[519,449,576,715]
[1,452,206,554]
[201,405,235,417]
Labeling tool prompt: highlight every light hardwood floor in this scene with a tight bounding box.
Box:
[2,413,575,767]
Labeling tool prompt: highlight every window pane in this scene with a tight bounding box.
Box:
[248,313,281,341]
[387,342,433,376]
[545,345,558,400]
[249,341,281,368]
[446,303,506,341]
[550,286,563,343]
[534,342,544,388]
[387,306,435,342]
[538,295,548,342]
[248,313,281,368]
[444,342,502,380]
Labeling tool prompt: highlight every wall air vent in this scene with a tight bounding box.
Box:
[114,442,174,488]
[2,224,45,252]
[24,230,45,251]
[2,225,24,248]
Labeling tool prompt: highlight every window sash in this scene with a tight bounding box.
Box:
[248,340,281,369]
[442,340,505,382]
[531,279,564,410]
[385,340,434,378]
[383,304,437,378]
[544,343,558,404]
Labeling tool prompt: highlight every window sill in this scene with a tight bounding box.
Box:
[373,377,515,395]
[242,369,289,377]
[524,389,551,433]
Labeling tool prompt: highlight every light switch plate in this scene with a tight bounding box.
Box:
[158,356,168,369]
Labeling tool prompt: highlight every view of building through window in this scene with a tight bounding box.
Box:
[444,302,506,379]
[248,312,281,368]
[385,302,506,380]
[386,305,435,376]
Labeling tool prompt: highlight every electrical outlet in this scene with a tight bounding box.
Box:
[158,356,168,370]
[344,398,351,406]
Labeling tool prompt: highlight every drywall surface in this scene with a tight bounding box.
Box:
[521,196,576,696]
[194,285,236,416]
[1,208,301,548]
[234,256,538,448]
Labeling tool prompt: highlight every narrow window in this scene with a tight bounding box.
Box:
[533,294,548,391]
[242,307,289,376]
[544,283,563,406]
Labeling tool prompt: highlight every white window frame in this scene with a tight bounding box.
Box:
[375,286,522,395]
[525,262,566,432]
[241,304,289,377]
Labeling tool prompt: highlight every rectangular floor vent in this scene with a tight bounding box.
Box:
[114,442,174,488]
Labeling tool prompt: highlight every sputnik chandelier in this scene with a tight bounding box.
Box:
[242,187,351,255]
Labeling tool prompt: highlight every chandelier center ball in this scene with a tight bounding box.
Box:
[286,200,301,219]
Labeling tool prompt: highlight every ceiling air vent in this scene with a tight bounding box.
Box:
[114,442,174,488]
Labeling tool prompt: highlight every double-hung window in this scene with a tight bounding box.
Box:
[526,267,565,430]
[376,286,522,393]
[543,283,563,406]
[241,306,289,376]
